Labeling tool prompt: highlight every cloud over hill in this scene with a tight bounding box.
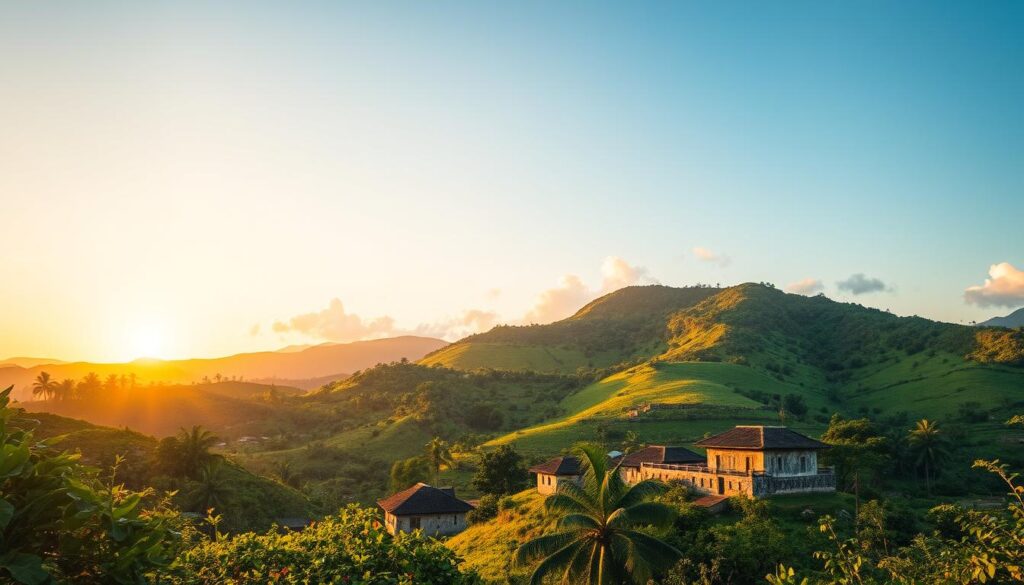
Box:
[965,262,1024,308]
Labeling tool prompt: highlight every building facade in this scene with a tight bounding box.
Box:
[377,483,474,536]
[628,426,835,497]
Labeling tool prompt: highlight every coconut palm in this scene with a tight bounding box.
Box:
[515,444,681,585]
[188,461,231,512]
[177,425,219,478]
[31,372,57,400]
[908,419,949,494]
[621,430,643,454]
[54,378,76,401]
[425,437,454,483]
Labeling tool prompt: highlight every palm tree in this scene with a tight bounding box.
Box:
[78,372,102,399]
[31,372,57,400]
[425,437,454,483]
[515,445,681,585]
[621,430,643,454]
[54,378,76,401]
[188,461,231,512]
[908,419,949,494]
[177,425,219,478]
[103,374,120,393]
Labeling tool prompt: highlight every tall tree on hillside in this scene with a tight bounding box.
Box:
[472,444,528,496]
[103,374,120,393]
[188,461,231,512]
[821,415,889,517]
[908,419,949,494]
[54,378,76,401]
[177,425,219,478]
[425,437,454,483]
[515,445,681,584]
[621,430,643,454]
[31,371,57,400]
[77,372,102,399]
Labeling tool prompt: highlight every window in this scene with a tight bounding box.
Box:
[800,456,807,473]
[410,517,421,530]
[745,457,751,473]
[452,515,457,525]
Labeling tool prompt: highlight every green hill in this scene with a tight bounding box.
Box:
[420,285,721,372]
[462,283,1024,457]
[21,410,311,532]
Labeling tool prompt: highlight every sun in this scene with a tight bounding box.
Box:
[126,320,168,360]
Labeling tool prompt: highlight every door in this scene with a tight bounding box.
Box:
[717,477,725,495]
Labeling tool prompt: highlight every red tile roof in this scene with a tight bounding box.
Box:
[528,456,581,476]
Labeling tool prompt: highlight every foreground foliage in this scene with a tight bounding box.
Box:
[768,415,1024,585]
[172,505,480,584]
[0,386,181,584]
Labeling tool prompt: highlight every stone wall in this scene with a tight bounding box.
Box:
[385,511,468,536]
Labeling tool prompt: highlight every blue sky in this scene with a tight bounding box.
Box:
[1,1,1022,360]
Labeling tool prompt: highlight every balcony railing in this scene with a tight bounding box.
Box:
[641,462,836,478]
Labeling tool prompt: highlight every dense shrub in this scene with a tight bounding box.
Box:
[171,505,480,584]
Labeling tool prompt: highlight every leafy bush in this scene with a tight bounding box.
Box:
[0,387,181,584]
[171,505,480,584]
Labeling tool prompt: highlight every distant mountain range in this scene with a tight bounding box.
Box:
[979,307,1024,328]
[1,335,447,400]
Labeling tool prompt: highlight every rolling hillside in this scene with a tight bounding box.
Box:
[450,283,1024,458]
[420,285,721,372]
[1,335,447,400]
[20,409,311,532]
[19,381,323,438]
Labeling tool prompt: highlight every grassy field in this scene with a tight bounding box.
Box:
[420,342,594,373]
[840,352,1024,419]
[485,361,831,456]
[447,490,554,583]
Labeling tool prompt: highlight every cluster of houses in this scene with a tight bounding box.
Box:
[378,425,835,536]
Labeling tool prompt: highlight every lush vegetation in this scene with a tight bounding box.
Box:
[515,445,680,584]
[1,386,483,584]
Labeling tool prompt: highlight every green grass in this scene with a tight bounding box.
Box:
[420,342,594,373]
[446,490,555,583]
[841,352,1024,419]
[485,362,833,456]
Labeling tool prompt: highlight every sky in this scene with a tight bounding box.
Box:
[1,1,1022,362]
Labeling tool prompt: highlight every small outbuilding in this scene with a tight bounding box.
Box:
[529,456,582,495]
[377,483,474,536]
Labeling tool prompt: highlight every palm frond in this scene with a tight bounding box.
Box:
[515,530,581,566]
[607,501,677,531]
[527,539,588,585]
[616,478,668,509]
[617,529,682,573]
[558,513,600,530]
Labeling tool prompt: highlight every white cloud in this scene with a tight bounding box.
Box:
[692,246,730,267]
[273,298,396,342]
[964,262,1024,308]
[785,278,823,296]
[248,323,261,336]
[524,257,657,324]
[837,273,887,295]
[273,299,499,343]
[523,274,592,324]
[414,309,499,340]
[600,256,656,293]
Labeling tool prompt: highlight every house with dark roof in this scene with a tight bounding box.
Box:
[630,426,835,497]
[617,445,705,485]
[529,456,582,495]
[377,483,475,536]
